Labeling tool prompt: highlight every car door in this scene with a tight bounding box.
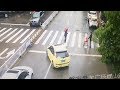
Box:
[48,46,54,62]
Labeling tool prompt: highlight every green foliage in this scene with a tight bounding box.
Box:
[95,11,120,73]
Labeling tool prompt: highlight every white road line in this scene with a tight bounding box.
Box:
[57,31,64,44]
[66,32,71,45]
[0,28,6,33]
[42,31,53,45]
[70,53,102,57]
[0,28,12,38]
[1,23,29,26]
[12,29,30,43]
[5,28,24,43]
[0,48,9,56]
[78,33,82,48]
[49,31,59,45]
[35,30,47,44]
[29,50,46,53]
[0,28,18,42]
[91,41,94,48]
[29,50,102,57]
[20,29,36,43]
[44,62,52,79]
[70,32,76,47]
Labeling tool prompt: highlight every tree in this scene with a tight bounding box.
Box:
[95,11,120,74]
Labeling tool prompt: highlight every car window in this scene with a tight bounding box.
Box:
[48,46,54,55]
[40,11,43,16]
[32,12,40,18]
[89,11,96,14]
[56,51,69,58]
[7,70,19,73]
[18,71,29,79]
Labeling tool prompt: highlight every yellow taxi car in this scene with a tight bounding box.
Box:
[47,44,70,68]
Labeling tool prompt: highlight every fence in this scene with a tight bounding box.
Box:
[0,37,31,77]
[41,11,59,29]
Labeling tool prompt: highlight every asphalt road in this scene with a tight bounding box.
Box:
[0,11,53,67]
[13,11,111,79]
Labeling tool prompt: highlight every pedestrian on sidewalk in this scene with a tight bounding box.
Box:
[88,31,93,48]
[83,33,89,47]
[64,28,68,43]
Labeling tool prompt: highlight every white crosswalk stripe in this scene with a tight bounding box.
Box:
[20,29,36,43]
[57,31,64,44]
[0,48,9,56]
[35,30,47,44]
[0,28,12,38]
[91,41,94,48]
[66,32,71,45]
[42,31,53,45]
[78,33,82,48]
[5,28,24,43]
[0,28,18,42]
[12,29,30,43]
[70,32,76,47]
[49,31,59,45]
[0,28,6,33]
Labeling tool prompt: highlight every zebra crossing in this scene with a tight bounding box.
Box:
[35,30,99,49]
[0,27,37,44]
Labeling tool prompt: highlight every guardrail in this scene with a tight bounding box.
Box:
[0,37,31,77]
[41,11,59,29]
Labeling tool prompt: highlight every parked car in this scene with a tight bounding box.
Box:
[47,43,70,68]
[29,11,44,27]
[87,11,97,19]
[88,19,98,28]
[0,11,17,18]
[1,66,33,79]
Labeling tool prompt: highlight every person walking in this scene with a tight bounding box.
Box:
[88,31,93,48]
[83,33,89,47]
[64,28,68,43]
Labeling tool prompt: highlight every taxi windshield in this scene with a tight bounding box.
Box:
[56,51,69,58]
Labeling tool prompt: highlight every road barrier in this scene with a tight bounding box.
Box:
[0,28,42,77]
[41,11,59,29]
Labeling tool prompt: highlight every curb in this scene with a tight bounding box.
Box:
[41,11,59,30]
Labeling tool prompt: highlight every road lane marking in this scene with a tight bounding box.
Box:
[5,28,24,43]
[29,50,102,57]
[0,28,18,42]
[91,41,94,48]
[0,28,6,33]
[0,28,12,38]
[66,32,71,45]
[29,50,46,53]
[49,31,59,45]
[1,23,29,26]
[70,53,102,57]
[78,33,82,48]
[44,62,52,79]
[57,31,64,44]
[0,48,9,56]
[12,29,30,43]
[35,30,47,44]
[42,31,53,45]
[70,32,76,47]
[20,29,36,43]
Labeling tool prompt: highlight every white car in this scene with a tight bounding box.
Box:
[1,66,33,79]
[87,11,97,20]
[88,19,98,28]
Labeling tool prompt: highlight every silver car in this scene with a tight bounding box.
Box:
[29,11,44,27]
[1,66,33,79]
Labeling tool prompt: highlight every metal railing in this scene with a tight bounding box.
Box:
[0,37,31,77]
